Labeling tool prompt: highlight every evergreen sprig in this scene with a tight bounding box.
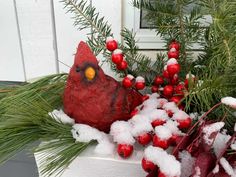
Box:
[184,0,236,129]
[61,0,162,81]
[0,74,90,176]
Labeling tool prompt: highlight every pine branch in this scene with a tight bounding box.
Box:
[0,82,90,176]
[61,0,160,80]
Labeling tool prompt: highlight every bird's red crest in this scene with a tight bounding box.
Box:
[74,41,98,67]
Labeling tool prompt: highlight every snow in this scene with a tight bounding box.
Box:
[179,151,195,177]
[193,167,201,177]
[106,36,115,42]
[164,120,184,135]
[213,164,219,174]
[172,110,190,121]
[164,65,167,70]
[221,97,236,109]
[144,146,181,177]
[169,48,177,52]
[231,141,236,150]
[142,98,159,111]
[186,74,195,79]
[136,76,145,83]
[94,138,115,155]
[71,124,114,155]
[167,58,178,65]
[149,93,160,99]
[213,132,231,157]
[148,109,169,122]
[126,74,134,80]
[155,126,172,140]
[220,157,236,176]
[189,112,199,120]
[163,102,179,113]
[129,115,153,137]
[113,49,122,55]
[110,121,135,145]
[49,109,75,125]
[72,124,103,142]
[203,122,225,145]
[156,98,168,108]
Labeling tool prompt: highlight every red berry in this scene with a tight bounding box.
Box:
[170,96,182,105]
[175,83,185,95]
[177,117,192,129]
[137,133,152,146]
[178,104,185,110]
[170,74,179,85]
[151,85,159,93]
[169,134,178,146]
[153,135,169,149]
[163,85,174,97]
[169,41,180,51]
[185,74,195,88]
[130,109,138,117]
[106,38,118,51]
[117,144,133,158]
[158,171,168,177]
[142,158,156,173]
[135,82,145,90]
[154,76,164,85]
[117,60,128,70]
[151,119,166,127]
[163,70,169,79]
[184,79,189,88]
[142,95,149,102]
[112,51,123,64]
[122,77,132,88]
[167,64,180,77]
[166,110,174,117]
[168,50,179,59]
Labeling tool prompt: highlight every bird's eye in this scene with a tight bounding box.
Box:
[76,67,80,72]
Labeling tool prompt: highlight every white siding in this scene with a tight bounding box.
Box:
[0,0,25,81]
[0,0,122,81]
[15,0,57,80]
[53,0,90,73]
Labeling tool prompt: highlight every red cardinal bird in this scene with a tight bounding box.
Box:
[63,41,142,132]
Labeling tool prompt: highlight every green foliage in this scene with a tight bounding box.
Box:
[184,0,236,129]
[120,28,164,83]
[0,74,90,176]
[61,0,163,82]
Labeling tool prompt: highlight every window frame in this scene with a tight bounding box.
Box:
[122,1,211,50]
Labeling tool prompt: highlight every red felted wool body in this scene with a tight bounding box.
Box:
[63,41,142,132]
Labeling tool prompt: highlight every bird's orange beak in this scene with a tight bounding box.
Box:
[85,67,96,81]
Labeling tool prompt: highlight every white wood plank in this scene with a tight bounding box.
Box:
[0,0,25,81]
[91,0,122,79]
[15,0,57,80]
[92,0,122,41]
[53,0,90,73]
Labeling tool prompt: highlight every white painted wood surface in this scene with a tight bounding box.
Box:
[53,0,90,73]
[0,0,122,81]
[0,0,25,81]
[15,0,57,80]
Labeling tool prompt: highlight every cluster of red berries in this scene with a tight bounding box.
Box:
[142,157,174,177]
[122,75,146,90]
[106,37,128,70]
[106,37,147,90]
[152,40,195,109]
